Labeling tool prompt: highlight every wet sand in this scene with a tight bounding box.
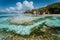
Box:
[43,14,60,16]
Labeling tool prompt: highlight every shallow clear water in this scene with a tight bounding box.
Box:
[0,13,60,35]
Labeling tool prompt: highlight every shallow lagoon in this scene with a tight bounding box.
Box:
[0,13,60,35]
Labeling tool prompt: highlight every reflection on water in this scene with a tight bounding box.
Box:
[0,13,60,35]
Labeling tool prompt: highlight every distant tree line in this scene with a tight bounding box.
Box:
[24,2,60,14]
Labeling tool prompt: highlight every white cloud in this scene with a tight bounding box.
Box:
[5,7,15,12]
[29,2,34,9]
[1,0,34,12]
[9,7,16,11]
[5,8,10,12]
[16,2,22,10]
[23,0,34,9]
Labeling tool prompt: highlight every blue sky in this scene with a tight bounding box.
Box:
[0,0,60,12]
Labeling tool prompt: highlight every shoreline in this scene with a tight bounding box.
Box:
[42,14,60,16]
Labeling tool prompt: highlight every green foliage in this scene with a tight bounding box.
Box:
[25,2,60,14]
[47,2,60,8]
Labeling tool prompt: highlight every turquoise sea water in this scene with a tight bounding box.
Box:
[0,13,60,35]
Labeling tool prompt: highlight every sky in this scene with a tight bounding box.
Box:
[0,0,60,12]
